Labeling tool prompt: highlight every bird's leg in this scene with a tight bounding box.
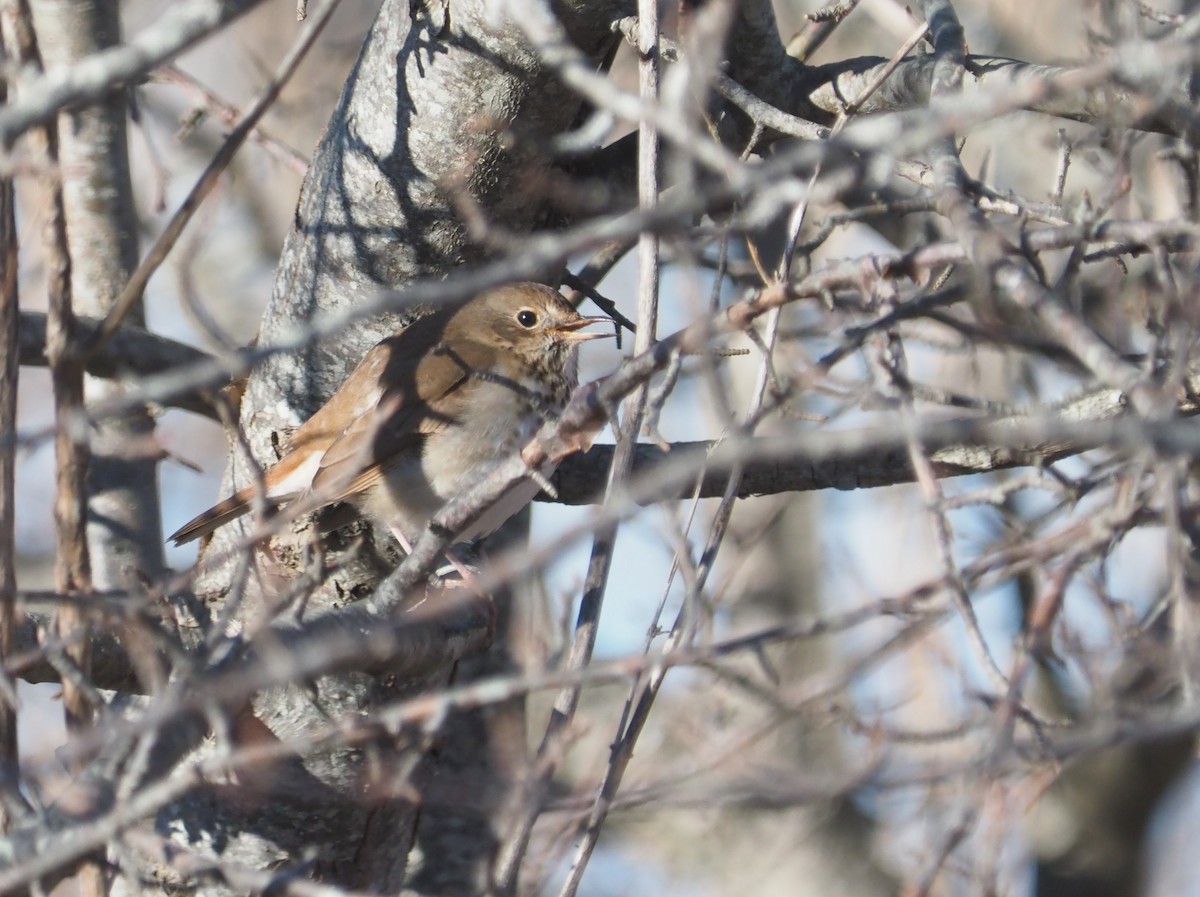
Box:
[387,524,415,555]
[387,524,480,590]
[439,547,482,590]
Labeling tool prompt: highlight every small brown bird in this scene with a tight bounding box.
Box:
[168,283,610,551]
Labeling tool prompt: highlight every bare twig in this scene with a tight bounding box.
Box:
[86,0,340,353]
[0,33,25,834]
[0,0,268,145]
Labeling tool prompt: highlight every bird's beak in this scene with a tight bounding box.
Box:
[553,316,614,342]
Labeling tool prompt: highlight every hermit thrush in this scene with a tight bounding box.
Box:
[168,282,610,551]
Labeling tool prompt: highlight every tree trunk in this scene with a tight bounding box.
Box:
[179,1,625,891]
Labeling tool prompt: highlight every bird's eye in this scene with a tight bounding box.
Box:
[516,309,538,328]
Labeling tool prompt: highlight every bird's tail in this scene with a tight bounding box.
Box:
[167,487,257,545]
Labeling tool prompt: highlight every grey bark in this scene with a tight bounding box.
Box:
[35,0,167,601]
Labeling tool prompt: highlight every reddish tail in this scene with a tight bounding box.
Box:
[168,488,256,545]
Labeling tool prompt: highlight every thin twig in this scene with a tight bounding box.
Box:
[85,0,341,355]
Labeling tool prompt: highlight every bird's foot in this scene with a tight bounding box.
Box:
[436,547,483,589]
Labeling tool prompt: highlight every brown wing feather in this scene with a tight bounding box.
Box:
[308,338,495,505]
[285,339,395,454]
[165,311,475,546]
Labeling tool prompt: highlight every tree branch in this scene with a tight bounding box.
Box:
[17,312,218,419]
[0,0,267,146]
[805,52,1200,140]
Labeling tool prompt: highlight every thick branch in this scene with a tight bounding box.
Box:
[18,312,217,418]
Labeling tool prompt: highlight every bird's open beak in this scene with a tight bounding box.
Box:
[553,316,615,342]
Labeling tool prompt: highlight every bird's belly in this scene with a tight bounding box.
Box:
[366,383,555,543]
[437,387,535,466]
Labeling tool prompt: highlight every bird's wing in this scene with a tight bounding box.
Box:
[308,339,495,504]
[286,340,394,456]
